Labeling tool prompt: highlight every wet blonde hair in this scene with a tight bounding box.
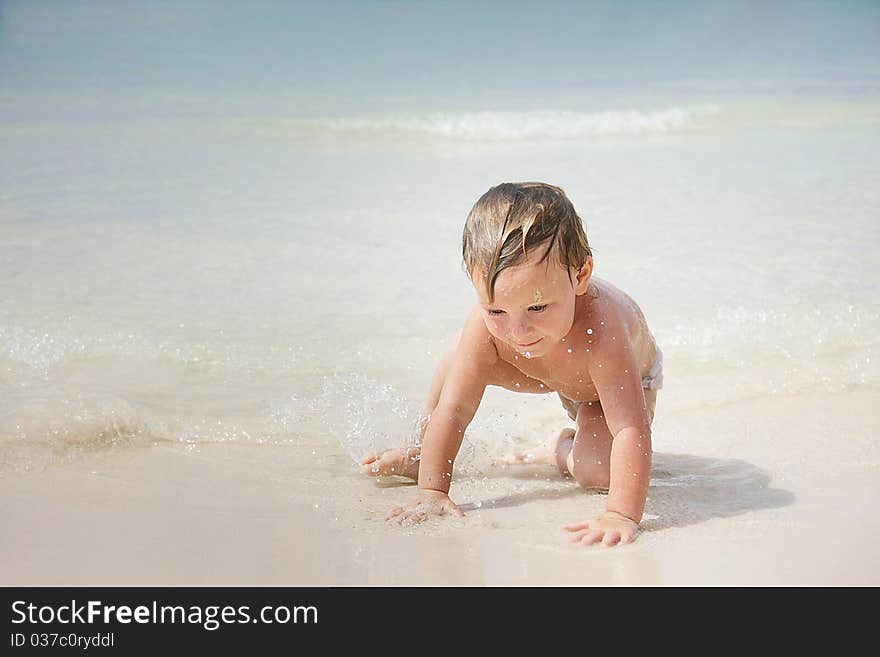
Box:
[462,182,592,302]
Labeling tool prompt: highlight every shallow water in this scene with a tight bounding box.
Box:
[2,1,879,474]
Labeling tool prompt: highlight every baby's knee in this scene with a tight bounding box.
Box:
[567,452,610,491]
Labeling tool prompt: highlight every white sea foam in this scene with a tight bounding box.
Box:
[313,106,720,141]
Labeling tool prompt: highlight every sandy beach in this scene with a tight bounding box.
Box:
[2,1,879,590]
[3,389,877,586]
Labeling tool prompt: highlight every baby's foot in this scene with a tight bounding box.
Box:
[499,428,575,469]
[360,447,421,479]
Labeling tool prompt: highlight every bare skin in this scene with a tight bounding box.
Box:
[360,447,421,480]
[372,391,657,545]
[368,252,659,547]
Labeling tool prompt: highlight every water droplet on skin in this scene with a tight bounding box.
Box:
[597,460,602,465]
[539,383,545,388]
[371,465,379,473]
[515,382,521,388]
[620,385,624,390]
[524,351,532,358]
[561,338,566,342]
[587,328,593,334]
[567,348,572,353]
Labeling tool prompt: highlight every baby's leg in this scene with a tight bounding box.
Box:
[500,394,577,466]
[360,445,422,478]
[499,428,574,466]
[361,330,547,478]
[564,390,658,490]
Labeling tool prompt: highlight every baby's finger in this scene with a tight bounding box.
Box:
[359,453,378,465]
[620,529,638,544]
[577,530,604,546]
[563,521,590,532]
[601,531,622,547]
[400,511,427,527]
[384,507,405,521]
[567,529,591,543]
[389,511,417,527]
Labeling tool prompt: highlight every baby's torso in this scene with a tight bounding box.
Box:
[493,278,658,403]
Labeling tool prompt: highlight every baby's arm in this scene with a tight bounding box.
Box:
[386,309,497,525]
[567,311,652,545]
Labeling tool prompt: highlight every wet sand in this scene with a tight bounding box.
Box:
[2,390,878,586]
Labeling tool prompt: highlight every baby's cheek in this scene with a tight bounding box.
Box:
[543,316,569,339]
[483,318,505,339]
[552,306,576,335]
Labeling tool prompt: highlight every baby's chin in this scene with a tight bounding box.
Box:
[517,334,574,357]
[512,338,552,358]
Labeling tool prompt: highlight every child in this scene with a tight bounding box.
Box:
[360,182,662,547]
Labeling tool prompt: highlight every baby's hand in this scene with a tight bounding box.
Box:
[563,511,639,547]
[385,489,464,527]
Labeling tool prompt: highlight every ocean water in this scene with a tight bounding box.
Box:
[1,1,879,474]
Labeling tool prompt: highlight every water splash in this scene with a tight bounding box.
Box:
[308,373,426,463]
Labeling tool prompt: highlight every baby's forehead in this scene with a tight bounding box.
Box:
[477,259,570,303]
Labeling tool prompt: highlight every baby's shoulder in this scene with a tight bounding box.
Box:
[573,281,637,349]
[459,305,500,361]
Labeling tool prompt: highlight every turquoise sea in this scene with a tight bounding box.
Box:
[1,0,879,472]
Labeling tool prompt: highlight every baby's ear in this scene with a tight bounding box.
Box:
[574,257,593,294]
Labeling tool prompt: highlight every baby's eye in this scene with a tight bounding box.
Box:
[529,304,548,312]
[486,309,505,316]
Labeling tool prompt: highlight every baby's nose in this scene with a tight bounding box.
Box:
[510,322,533,339]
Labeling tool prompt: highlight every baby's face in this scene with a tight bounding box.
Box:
[475,254,585,358]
